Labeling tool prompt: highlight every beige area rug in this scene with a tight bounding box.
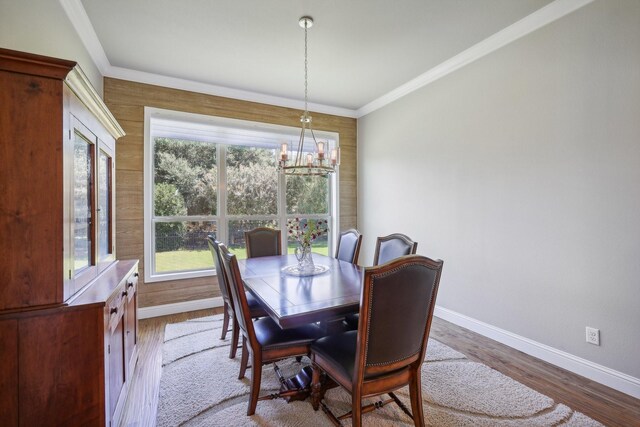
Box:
[156,315,602,426]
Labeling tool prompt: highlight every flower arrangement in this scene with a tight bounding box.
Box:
[287,218,329,248]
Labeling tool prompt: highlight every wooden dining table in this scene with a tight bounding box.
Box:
[237,253,364,403]
[239,253,364,329]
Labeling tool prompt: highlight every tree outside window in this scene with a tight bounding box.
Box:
[147,114,336,279]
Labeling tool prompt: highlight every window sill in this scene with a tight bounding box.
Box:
[145,268,215,284]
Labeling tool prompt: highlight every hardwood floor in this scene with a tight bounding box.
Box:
[121,310,640,427]
[429,320,640,427]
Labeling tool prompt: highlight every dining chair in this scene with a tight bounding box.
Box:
[335,229,363,264]
[373,233,418,266]
[219,243,323,415]
[344,233,418,330]
[207,236,267,359]
[310,255,443,427]
[244,227,282,258]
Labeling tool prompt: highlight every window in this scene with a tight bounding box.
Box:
[144,108,339,282]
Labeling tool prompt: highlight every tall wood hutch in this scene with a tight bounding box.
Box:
[0,48,139,426]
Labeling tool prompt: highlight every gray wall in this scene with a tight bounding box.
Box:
[358,0,640,378]
[1,0,103,95]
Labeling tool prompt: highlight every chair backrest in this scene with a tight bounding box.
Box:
[335,229,363,264]
[373,233,418,266]
[219,243,256,341]
[355,255,443,380]
[244,227,282,258]
[207,235,231,306]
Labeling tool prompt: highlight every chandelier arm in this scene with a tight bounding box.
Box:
[309,128,319,146]
[295,126,305,165]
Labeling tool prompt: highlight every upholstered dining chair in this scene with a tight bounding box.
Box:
[207,236,267,359]
[310,255,444,427]
[344,233,418,330]
[335,229,363,264]
[244,227,282,258]
[373,233,418,266]
[219,243,323,416]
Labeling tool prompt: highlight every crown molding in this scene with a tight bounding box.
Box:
[58,0,357,118]
[356,0,596,117]
[106,65,358,118]
[61,0,594,120]
[59,0,110,73]
[66,65,125,138]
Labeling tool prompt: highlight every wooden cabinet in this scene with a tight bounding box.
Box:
[101,266,139,424]
[0,319,18,426]
[0,48,137,426]
[0,48,122,310]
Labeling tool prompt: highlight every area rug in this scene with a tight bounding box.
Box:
[156,315,602,426]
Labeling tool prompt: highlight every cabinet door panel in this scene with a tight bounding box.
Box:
[19,309,104,425]
[0,71,63,310]
[125,290,137,371]
[108,312,126,422]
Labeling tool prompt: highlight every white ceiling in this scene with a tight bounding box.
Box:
[80,0,555,113]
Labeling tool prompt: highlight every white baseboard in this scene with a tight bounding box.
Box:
[137,299,639,398]
[138,297,224,319]
[434,306,640,399]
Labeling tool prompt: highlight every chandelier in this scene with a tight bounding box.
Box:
[277,16,340,176]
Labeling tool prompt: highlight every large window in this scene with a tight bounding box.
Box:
[144,108,338,282]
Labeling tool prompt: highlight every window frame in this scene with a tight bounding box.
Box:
[143,107,339,283]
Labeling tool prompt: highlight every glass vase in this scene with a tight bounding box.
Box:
[294,244,315,274]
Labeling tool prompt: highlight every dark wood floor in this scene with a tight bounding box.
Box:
[121,309,640,427]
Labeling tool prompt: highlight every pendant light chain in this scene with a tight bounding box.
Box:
[304,22,308,114]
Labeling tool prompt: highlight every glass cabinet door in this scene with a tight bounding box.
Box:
[73,130,94,273]
[69,117,117,292]
[97,147,113,264]
[63,108,118,300]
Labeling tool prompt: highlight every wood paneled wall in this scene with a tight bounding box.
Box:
[103,78,357,308]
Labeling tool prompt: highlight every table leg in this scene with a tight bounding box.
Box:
[264,362,338,404]
[318,317,348,335]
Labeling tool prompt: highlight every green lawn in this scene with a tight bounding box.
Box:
[155,244,329,273]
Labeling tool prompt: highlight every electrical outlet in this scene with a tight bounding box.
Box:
[586,327,600,346]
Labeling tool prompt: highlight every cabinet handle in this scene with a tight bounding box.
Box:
[127,282,134,289]
[110,307,118,315]
[122,290,128,297]
[134,272,139,278]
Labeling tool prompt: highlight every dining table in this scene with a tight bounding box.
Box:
[237,253,364,402]
[239,253,364,329]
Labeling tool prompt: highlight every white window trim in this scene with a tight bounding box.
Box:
[143,107,340,283]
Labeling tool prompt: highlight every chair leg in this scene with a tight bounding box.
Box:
[352,390,362,427]
[311,363,322,411]
[409,373,425,427]
[229,319,240,359]
[238,336,249,379]
[247,352,263,416]
[220,303,230,340]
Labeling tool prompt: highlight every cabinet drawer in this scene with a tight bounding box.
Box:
[107,294,125,331]
[124,271,138,303]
